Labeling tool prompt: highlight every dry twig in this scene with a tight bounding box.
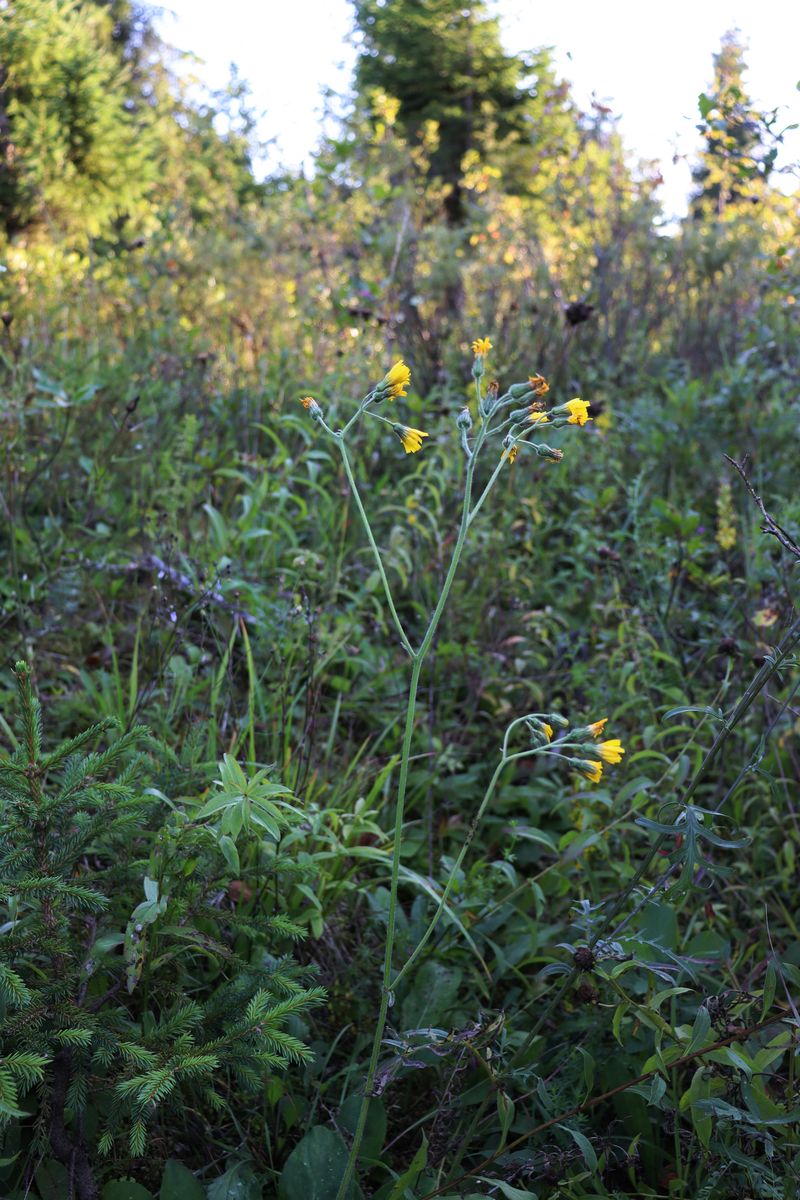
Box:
[725,454,800,561]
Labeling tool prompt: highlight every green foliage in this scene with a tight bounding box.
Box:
[0,0,154,236]
[0,664,322,1196]
[0,4,799,1198]
[353,0,530,217]
[691,30,778,215]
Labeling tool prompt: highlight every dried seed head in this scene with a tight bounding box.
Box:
[573,946,596,972]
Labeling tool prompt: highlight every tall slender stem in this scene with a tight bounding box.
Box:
[468,452,507,527]
[336,410,488,1198]
[338,438,414,658]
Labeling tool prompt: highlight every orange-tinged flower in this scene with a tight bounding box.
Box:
[598,739,625,764]
[587,718,608,738]
[300,396,322,417]
[564,398,591,426]
[528,374,550,396]
[580,760,604,784]
[471,337,493,356]
[300,396,314,409]
[394,424,429,454]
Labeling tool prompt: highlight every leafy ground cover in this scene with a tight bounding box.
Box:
[1,2,799,1197]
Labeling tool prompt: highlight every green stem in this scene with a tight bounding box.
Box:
[468,453,507,527]
[391,747,539,991]
[336,404,488,1199]
[338,437,414,658]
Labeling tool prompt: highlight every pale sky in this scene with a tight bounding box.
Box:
[157,0,800,219]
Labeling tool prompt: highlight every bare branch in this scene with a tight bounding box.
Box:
[725,454,800,561]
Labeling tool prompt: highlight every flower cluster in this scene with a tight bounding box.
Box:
[477,361,593,468]
[521,712,625,787]
[298,357,431,456]
[573,718,625,786]
[297,339,599,472]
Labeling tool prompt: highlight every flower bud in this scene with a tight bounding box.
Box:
[300,396,323,420]
[535,443,564,462]
[456,406,473,431]
[480,379,500,417]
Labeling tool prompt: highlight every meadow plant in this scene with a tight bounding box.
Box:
[0,663,323,1199]
[299,342,627,1191]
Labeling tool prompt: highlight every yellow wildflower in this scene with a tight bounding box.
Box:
[528,374,550,396]
[529,410,549,425]
[504,444,518,465]
[587,718,608,738]
[564,398,591,426]
[471,337,493,356]
[300,396,315,409]
[300,395,322,417]
[381,359,411,400]
[598,739,625,764]
[543,723,553,741]
[394,424,429,454]
[580,760,604,784]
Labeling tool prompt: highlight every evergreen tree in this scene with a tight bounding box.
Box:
[0,0,154,237]
[352,0,532,222]
[690,31,775,216]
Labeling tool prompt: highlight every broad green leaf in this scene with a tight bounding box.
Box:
[207,1163,261,1200]
[558,1123,597,1170]
[278,1126,360,1200]
[339,1096,387,1161]
[159,1160,205,1200]
[217,835,240,874]
[35,1161,70,1200]
[102,1182,154,1200]
[686,1005,712,1053]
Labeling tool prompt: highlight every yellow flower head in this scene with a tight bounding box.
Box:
[301,396,314,409]
[587,718,608,738]
[580,760,604,784]
[300,395,322,417]
[529,410,549,425]
[471,337,493,356]
[504,444,518,465]
[394,424,429,454]
[543,723,553,742]
[528,374,550,396]
[598,739,625,764]
[564,398,591,426]
[380,359,411,400]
